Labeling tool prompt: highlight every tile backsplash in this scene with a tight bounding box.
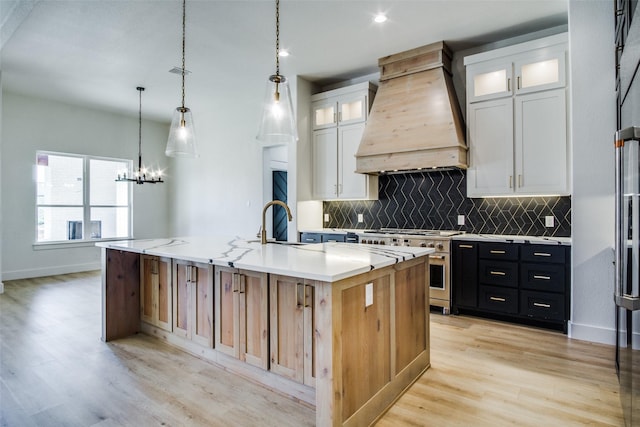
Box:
[323,170,571,237]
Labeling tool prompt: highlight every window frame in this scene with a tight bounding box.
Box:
[34,151,134,247]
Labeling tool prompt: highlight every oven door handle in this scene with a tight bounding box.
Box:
[428,255,446,260]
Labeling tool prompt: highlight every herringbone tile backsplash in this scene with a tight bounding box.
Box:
[323,170,571,237]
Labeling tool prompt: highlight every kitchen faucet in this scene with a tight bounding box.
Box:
[261,200,293,244]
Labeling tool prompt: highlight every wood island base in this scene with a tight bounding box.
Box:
[101,246,430,426]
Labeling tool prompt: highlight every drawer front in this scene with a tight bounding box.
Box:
[520,245,566,263]
[479,260,518,287]
[479,243,518,260]
[520,263,565,292]
[520,290,565,321]
[300,233,321,243]
[478,285,518,314]
[321,233,346,243]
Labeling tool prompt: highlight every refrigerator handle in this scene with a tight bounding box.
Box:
[615,127,640,311]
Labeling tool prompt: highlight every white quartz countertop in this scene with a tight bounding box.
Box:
[96,236,434,282]
[452,234,571,245]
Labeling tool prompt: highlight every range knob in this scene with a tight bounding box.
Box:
[373,240,379,245]
[436,243,444,250]
[427,242,435,248]
[380,241,386,245]
[420,242,427,248]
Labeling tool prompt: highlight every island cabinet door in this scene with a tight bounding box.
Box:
[214,267,269,369]
[269,274,316,387]
[140,255,172,332]
[172,260,213,348]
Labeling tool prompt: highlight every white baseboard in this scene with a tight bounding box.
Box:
[568,321,617,346]
[2,262,101,281]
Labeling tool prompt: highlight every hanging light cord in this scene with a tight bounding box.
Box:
[275,0,280,76]
[181,0,186,109]
[137,87,144,172]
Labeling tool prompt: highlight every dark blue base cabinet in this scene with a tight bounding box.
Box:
[452,240,571,333]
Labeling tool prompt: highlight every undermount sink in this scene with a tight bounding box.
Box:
[244,239,305,246]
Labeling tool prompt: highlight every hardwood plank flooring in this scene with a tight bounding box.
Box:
[0,271,624,426]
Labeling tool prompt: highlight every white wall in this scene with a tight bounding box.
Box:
[568,0,617,344]
[0,71,3,293]
[1,91,171,280]
[168,66,312,240]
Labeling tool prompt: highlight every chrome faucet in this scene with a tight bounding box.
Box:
[261,200,293,244]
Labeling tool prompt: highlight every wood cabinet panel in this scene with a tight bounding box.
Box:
[172,260,213,347]
[215,267,268,369]
[269,275,305,382]
[102,249,140,341]
[395,261,427,373]
[140,255,172,332]
[341,275,391,421]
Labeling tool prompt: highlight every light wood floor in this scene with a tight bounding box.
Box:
[0,271,624,426]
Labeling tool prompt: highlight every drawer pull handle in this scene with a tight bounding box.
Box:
[490,250,506,254]
[305,238,315,242]
[490,296,506,302]
[490,271,506,276]
[533,302,551,308]
[459,244,474,249]
[533,252,552,257]
[533,275,551,280]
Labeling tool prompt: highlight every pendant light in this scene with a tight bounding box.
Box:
[165,0,198,157]
[116,87,164,184]
[256,0,297,146]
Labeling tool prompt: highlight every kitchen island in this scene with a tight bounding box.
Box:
[97,237,433,426]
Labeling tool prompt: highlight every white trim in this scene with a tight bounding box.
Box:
[568,321,617,346]
[2,262,101,281]
[0,282,4,294]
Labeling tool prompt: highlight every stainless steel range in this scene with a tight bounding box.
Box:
[355,228,463,314]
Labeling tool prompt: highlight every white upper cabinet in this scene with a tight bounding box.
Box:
[514,48,566,95]
[311,82,378,200]
[465,33,570,197]
[467,60,513,102]
[312,85,369,130]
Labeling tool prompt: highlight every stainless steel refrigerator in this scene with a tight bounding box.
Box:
[615,126,640,426]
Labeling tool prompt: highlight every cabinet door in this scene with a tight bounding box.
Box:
[173,260,213,347]
[312,128,338,199]
[467,60,513,102]
[515,88,568,195]
[452,242,478,309]
[240,270,269,369]
[467,98,514,197]
[215,268,269,369]
[312,100,337,130]
[337,93,368,126]
[514,49,566,95]
[140,255,172,331]
[270,275,312,384]
[338,122,369,199]
[173,261,191,339]
[191,263,213,348]
[215,267,238,358]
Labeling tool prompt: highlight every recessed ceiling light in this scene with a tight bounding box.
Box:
[279,49,290,57]
[374,13,387,23]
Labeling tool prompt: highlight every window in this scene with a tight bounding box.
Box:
[36,152,132,243]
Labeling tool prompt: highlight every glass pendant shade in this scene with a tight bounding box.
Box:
[166,107,198,157]
[256,74,298,146]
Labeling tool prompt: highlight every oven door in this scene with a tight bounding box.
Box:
[428,254,450,313]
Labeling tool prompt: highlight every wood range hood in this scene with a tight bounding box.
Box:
[355,41,467,174]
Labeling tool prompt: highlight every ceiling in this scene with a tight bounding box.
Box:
[0,0,568,123]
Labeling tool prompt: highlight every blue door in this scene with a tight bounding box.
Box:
[272,171,288,241]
